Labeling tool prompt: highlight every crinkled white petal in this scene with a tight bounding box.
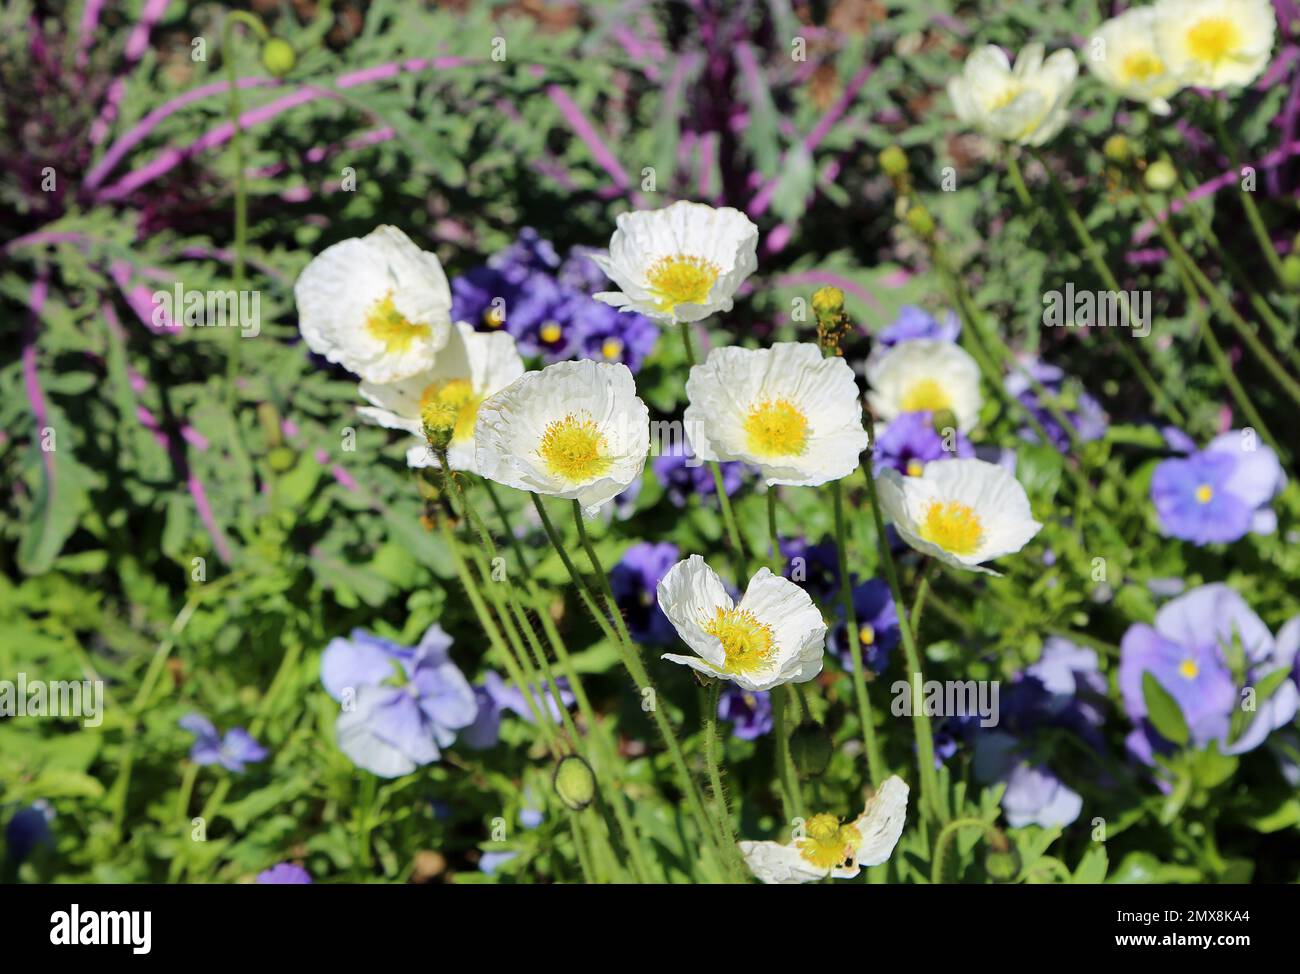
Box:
[684,342,868,486]
[878,459,1041,573]
[294,225,452,383]
[949,44,1078,145]
[738,840,830,885]
[474,359,649,515]
[866,340,983,432]
[355,323,524,474]
[591,201,759,323]
[1153,0,1275,90]
[850,775,910,868]
[656,554,732,668]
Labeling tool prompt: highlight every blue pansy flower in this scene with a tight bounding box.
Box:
[321,625,478,778]
[717,686,773,740]
[5,801,54,864]
[609,542,680,646]
[256,863,312,884]
[651,453,744,508]
[1151,430,1285,545]
[1004,357,1108,453]
[873,410,975,477]
[572,299,658,373]
[827,579,899,674]
[876,306,961,349]
[179,714,268,772]
[461,670,575,750]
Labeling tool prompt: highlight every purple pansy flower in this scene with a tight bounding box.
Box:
[1120,584,1300,762]
[558,245,612,294]
[651,453,744,508]
[451,265,517,332]
[320,625,478,778]
[489,227,561,283]
[609,542,680,645]
[873,411,975,476]
[974,732,1085,828]
[875,306,961,349]
[179,714,268,772]
[256,863,312,884]
[572,299,658,373]
[461,670,576,750]
[1151,430,1285,545]
[827,579,899,674]
[1005,357,1108,453]
[507,274,586,360]
[717,686,773,740]
[778,537,841,598]
[5,802,53,864]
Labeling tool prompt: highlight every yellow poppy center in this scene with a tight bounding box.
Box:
[905,458,925,478]
[365,291,430,354]
[743,398,809,458]
[989,84,1023,111]
[859,623,876,646]
[1187,17,1240,63]
[919,500,984,556]
[419,378,480,445]
[1179,658,1199,680]
[798,813,861,870]
[702,607,775,675]
[601,337,624,361]
[646,255,719,313]
[1195,484,1213,504]
[538,414,612,483]
[1120,50,1164,83]
[900,378,952,414]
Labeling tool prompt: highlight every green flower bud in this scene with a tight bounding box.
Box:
[260,37,296,78]
[931,409,958,439]
[1280,254,1300,292]
[1144,159,1177,192]
[789,721,832,778]
[905,205,935,238]
[984,846,1020,882]
[879,146,910,178]
[1103,134,1132,166]
[268,446,296,473]
[553,755,596,811]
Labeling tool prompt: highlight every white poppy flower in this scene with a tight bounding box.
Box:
[1152,0,1275,90]
[656,554,826,691]
[947,44,1079,146]
[684,342,869,487]
[877,458,1042,574]
[1087,7,1184,115]
[355,323,525,473]
[866,340,983,433]
[590,201,759,323]
[474,360,649,516]
[740,775,909,884]
[294,225,452,383]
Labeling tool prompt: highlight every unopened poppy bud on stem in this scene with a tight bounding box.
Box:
[1144,159,1177,192]
[1103,134,1133,166]
[1281,255,1300,292]
[261,37,296,77]
[553,755,596,811]
[905,205,935,238]
[878,146,910,179]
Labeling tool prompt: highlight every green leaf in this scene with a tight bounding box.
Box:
[1141,671,1189,747]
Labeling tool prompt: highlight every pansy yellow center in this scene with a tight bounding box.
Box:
[646,255,719,313]
[1120,50,1164,83]
[419,378,480,444]
[859,623,876,646]
[797,813,861,870]
[1195,484,1213,504]
[905,458,925,478]
[919,500,984,556]
[1179,658,1199,680]
[539,321,563,344]
[538,414,612,482]
[483,304,507,329]
[743,398,809,457]
[601,337,624,361]
[365,291,430,354]
[900,378,952,414]
[702,607,775,675]
[1186,17,1240,63]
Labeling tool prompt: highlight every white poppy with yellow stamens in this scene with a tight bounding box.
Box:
[684,343,869,487]
[656,554,826,692]
[1153,0,1275,90]
[355,323,525,473]
[474,360,649,516]
[590,201,759,323]
[294,225,453,383]
[866,340,983,433]
[878,459,1042,574]
[947,44,1078,147]
[739,775,909,884]
[1088,7,1184,115]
